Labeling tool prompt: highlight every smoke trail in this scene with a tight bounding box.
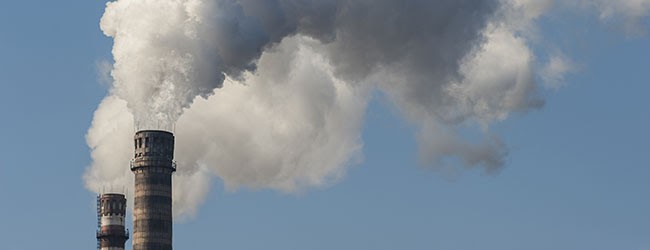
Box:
[85,0,649,218]
[575,0,650,35]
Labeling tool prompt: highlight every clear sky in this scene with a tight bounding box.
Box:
[0,1,649,250]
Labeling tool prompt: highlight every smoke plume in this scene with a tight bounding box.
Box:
[84,0,649,218]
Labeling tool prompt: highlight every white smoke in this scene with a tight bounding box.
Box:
[86,35,369,218]
[541,54,574,89]
[85,0,650,218]
[578,0,650,35]
[171,37,368,216]
[100,0,270,130]
[84,96,134,194]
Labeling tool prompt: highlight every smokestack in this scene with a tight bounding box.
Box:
[131,130,175,250]
[97,193,129,250]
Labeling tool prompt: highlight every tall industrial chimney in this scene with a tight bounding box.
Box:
[97,193,129,250]
[131,130,175,250]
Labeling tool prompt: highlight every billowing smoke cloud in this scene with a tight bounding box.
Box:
[86,36,368,218]
[100,0,271,130]
[84,0,649,218]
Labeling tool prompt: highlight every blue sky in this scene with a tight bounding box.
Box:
[0,1,649,250]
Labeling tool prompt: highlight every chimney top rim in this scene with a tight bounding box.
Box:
[135,129,173,135]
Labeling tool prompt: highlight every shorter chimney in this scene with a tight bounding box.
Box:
[97,193,129,250]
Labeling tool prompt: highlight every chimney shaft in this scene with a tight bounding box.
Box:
[131,130,175,250]
[97,193,129,250]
